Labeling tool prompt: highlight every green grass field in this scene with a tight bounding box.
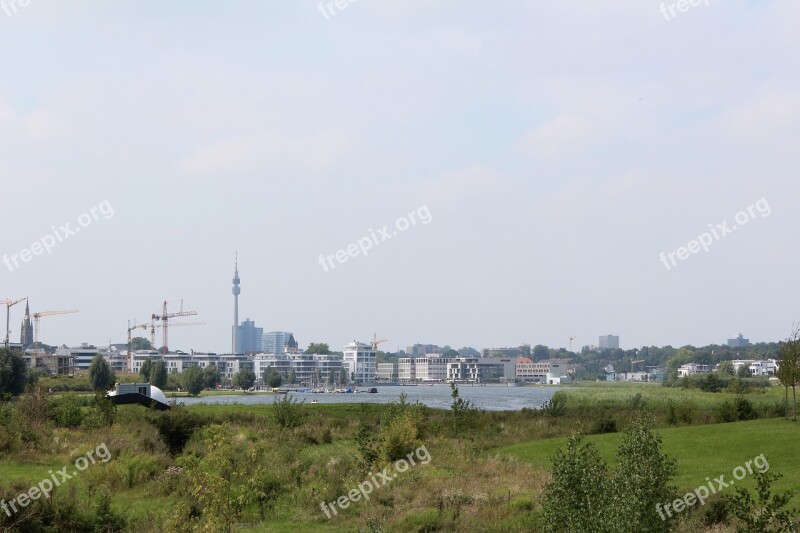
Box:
[499,418,800,494]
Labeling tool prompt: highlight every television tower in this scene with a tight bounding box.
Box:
[232,253,240,354]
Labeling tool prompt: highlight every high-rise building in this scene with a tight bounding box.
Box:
[231,254,240,354]
[263,331,296,355]
[598,335,619,350]
[343,341,377,384]
[20,300,33,349]
[727,333,750,348]
[235,319,263,354]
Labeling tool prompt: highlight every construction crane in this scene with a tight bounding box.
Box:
[127,320,150,356]
[371,333,388,351]
[33,309,78,350]
[1,297,26,347]
[151,300,198,354]
[568,336,576,351]
[149,321,205,348]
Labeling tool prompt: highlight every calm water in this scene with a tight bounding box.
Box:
[175,384,561,411]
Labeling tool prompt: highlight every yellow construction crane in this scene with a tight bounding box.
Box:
[371,333,388,351]
[127,320,150,356]
[33,309,78,349]
[1,297,26,347]
[151,300,198,354]
[149,320,205,352]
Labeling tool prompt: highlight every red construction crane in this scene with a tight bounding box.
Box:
[151,300,199,354]
[33,309,78,349]
[1,297,26,347]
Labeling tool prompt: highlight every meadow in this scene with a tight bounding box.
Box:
[0,381,796,532]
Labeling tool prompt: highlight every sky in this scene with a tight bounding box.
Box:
[1,0,799,354]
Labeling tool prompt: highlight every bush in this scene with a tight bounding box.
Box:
[148,408,210,455]
[271,394,305,429]
[541,391,567,417]
[50,395,84,428]
[591,414,617,434]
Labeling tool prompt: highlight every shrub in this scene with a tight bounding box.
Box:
[541,391,568,417]
[591,414,617,434]
[727,470,798,532]
[148,408,210,455]
[50,394,84,428]
[272,394,305,429]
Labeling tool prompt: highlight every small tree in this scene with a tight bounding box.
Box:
[203,364,220,389]
[140,357,153,381]
[88,354,115,392]
[609,416,677,532]
[777,327,800,421]
[339,368,347,386]
[737,365,752,378]
[728,470,798,532]
[542,434,611,531]
[150,361,168,389]
[268,371,282,388]
[0,347,28,397]
[233,368,256,390]
[717,360,735,376]
[182,366,205,396]
[287,370,296,385]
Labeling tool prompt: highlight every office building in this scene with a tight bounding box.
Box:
[343,341,377,384]
[598,335,620,350]
[235,318,263,354]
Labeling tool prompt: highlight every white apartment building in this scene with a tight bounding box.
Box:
[677,363,711,377]
[414,355,449,381]
[129,351,253,381]
[343,341,377,384]
[252,352,343,385]
[749,359,779,376]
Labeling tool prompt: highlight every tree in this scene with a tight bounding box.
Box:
[777,327,800,421]
[314,368,322,386]
[0,347,28,397]
[267,371,282,388]
[306,343,331,355]
[233,368,256,390]
[737,364,752,378]
[287,370,296,385]
[542,434,611,531]
[203,364,220,389]
[443,349,459,358]
[140,358,153,382]
[88,354,115,392]
[130,336,152,351]
[717,360,735,376]
[151,361,168,389]
[532,344,550,362]
[609,416,677,532]
[327,370,335,386]
[339,368,347,386]
[182,366,205,396]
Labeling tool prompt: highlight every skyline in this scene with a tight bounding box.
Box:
[2,2,799,352]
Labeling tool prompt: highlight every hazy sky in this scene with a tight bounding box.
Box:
[1,1,798,353]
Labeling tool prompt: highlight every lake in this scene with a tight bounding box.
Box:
[175,384,562,411]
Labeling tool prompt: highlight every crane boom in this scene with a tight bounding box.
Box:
[33,309,78,348]
[1,297,26,347]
